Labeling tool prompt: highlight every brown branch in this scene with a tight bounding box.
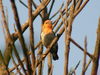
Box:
[32,0,37,9]
[0,0,26,74]
[28,0,35,74]
[0,0,10,37]
[49,65,53,75]
[11,56,22,75]
[64,2,74,74]
[85,59,92,72]
[75,0,83,11]
[48,0,55,16]
[0,0,13,68]
[68,61,80,75]
[37,45,43,75]
[60,9,69,75]
[19,0,43,18]
[0,50,9,75]
[54,21,63,33]
[10,0,31,74]
[19,0,28,8]
[74,0,89,17]
[50,3,64,20]
[82,36,87,75]
[12,44,27,74]
[48,53,52,75]
[32,0,42,18]
[91,17,100,75]
[70,38,94,59]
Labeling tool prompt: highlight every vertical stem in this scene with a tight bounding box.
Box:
[64,2,74,75]
[82,37,87,75]
[48,53,52,75]
[28,0,35,74]
[37,45,43,75]
[37,20,44,75]
[64,1,68,74]
[91,18,100,75]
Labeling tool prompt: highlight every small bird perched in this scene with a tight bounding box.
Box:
[41,20,59,60]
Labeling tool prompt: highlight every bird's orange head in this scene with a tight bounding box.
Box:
[43,20,52,29]
[43,20,53,34]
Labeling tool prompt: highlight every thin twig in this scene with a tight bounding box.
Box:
[85,59,92,72]
[48,0,55,16]
[32,0,37,9]
[50,2,64,20]
[81,36,87,75]
[70,37,94,59]
[75,0,83,11]
[48,53,52,75]
[32,0,42,18]
[19,0,28,8]
[11,55,22,75]
[74,0,89,17]
[68,61,80,75]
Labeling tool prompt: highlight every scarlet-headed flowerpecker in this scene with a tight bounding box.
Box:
[41,20,59,60]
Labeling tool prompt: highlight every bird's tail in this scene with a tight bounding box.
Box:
[52,53,59,60]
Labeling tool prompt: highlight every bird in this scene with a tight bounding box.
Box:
[41,20,59,60]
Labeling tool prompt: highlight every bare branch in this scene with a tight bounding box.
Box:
[28,0,35,74]
[68,61,80,75]
[37,45,43,75]
[19,0,28,8]
[74,0,89,17]
[11,55,22,75]
[81,36,87,75]
[48,53,52,75]
[48,0,55,16]
[91,17,100,75]
[32,0,42,18]
[0,0,13,67]
[63,2,75,74]
[85,59,92,72]
[0,50,9,75]
[75,0,83,11]
[50,2,64,20]
[60,9,68,75]
[70,38,94,59]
